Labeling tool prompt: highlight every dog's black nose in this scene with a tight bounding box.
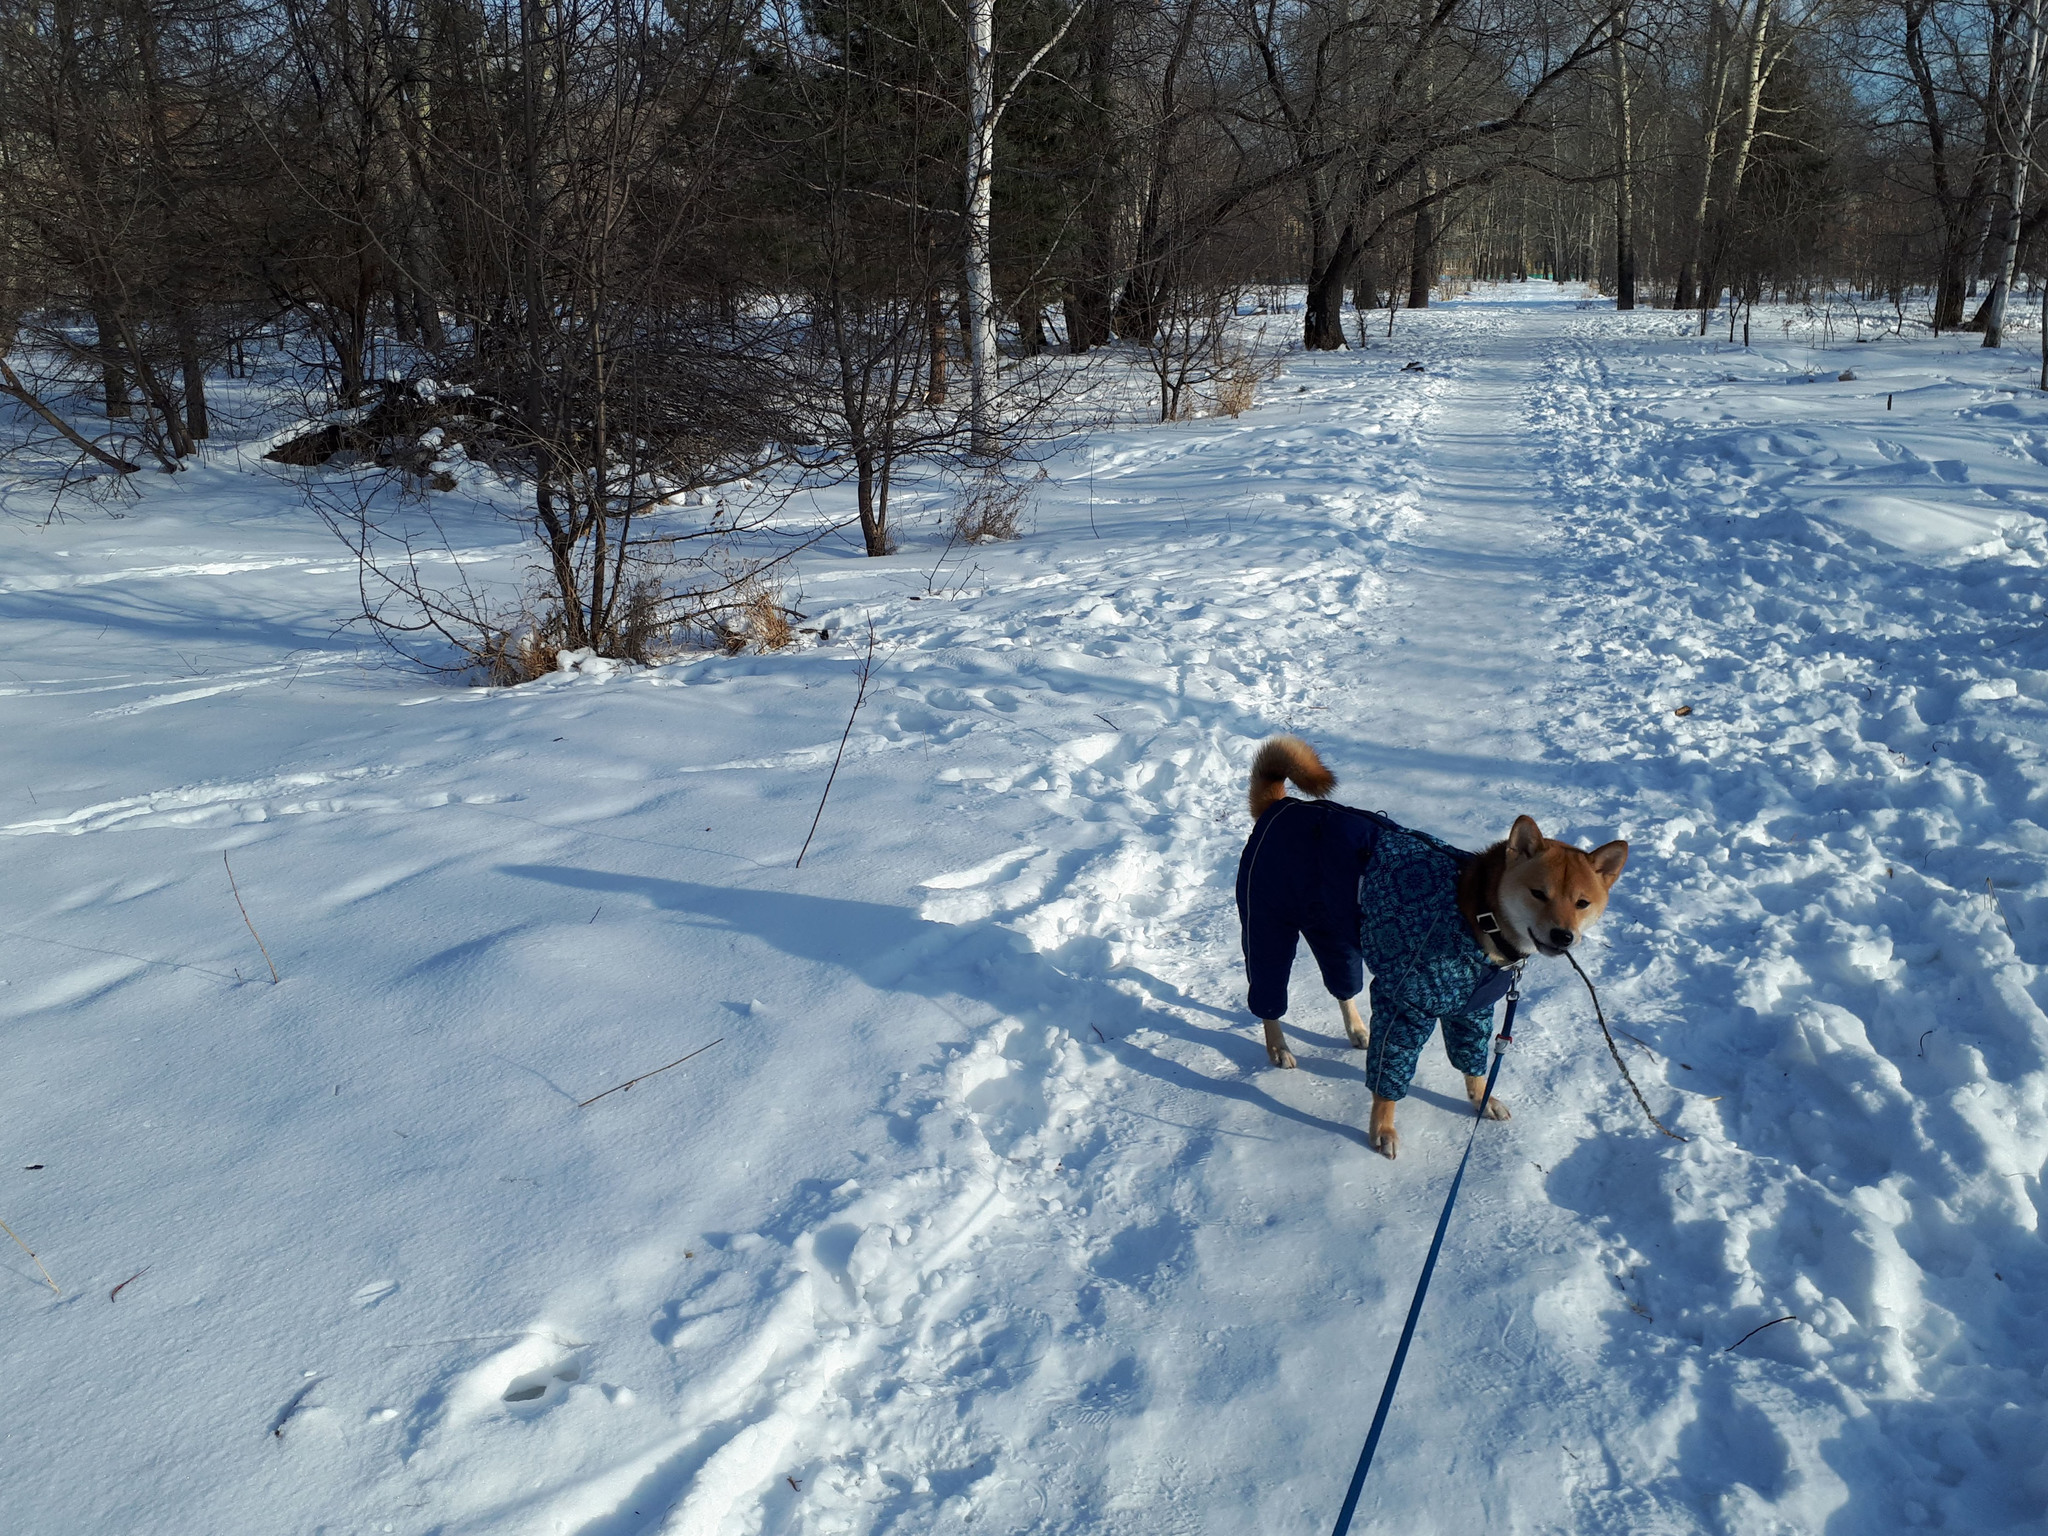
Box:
[1550,928,1574,948]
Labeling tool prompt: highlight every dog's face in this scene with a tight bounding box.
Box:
[1494,816,1628,959]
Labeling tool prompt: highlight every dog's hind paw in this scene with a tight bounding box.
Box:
[1339,1000,1369,1051]
[1463,1075,1511,1120]
[1261,1022,1296,1069]
[1368,1128,1398,1159]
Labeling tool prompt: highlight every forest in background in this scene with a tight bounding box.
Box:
[4,0,2047,669]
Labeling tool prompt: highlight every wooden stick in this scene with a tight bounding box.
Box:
[1987,878,2016,939]
[795,622,877,868]
[224,852,279,983]
[1567,951,1687,1141]
[110,1266,149,1302]
[1723,1315,1799,1353]
[578,1038,723,1109]
[1,1215,60,1294]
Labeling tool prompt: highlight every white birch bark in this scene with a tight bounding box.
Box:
[962,0,1085,456]
[965,0,998,454]
[1986,0,2045,347]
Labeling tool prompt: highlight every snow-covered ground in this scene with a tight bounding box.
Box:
[4,284,2046,1534]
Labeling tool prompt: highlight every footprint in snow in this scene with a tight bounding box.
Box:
[501,1353,583,1408]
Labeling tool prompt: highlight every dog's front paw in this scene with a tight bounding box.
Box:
[1266,1041,1298,1069]
[1478,1096,1510,1121]
[1346,1026,1370,1050]
[1368,1127,1399,1159]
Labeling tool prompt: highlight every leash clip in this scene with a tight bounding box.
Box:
[1495,962,1527,1055]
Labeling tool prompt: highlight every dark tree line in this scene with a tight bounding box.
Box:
[6,0,2048,662]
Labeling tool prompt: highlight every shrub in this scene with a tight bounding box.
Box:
[953,472,1030,543]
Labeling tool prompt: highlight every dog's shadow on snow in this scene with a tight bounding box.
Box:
[500,863,1409,1151]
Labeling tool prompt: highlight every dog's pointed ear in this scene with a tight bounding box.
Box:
[1506,816,1544,860]
[1589,840,1630,889]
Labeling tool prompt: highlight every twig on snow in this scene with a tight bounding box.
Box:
[578,1038,724,1109]
[0,1215,60,1294]
[224,852,280,983]
[795,620,877,868]
[1986,878,2016,939]
[1566,951,1687,1142]
[1723,1315,1799,1354]
[268,1377,320,1441]
[109,1266,150,1301]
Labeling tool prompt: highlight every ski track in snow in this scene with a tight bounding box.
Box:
[2,287,2045,1534]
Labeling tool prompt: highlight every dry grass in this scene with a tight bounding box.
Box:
[744,587,795,650]
[1210,347,1283,419]
[953,473,1031,544]
[711,577,795,653]
[473,573,795,684]
[1212,366,1259,418]
[478,615,564,686]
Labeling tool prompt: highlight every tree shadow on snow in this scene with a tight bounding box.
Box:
[497,863,1389,1151]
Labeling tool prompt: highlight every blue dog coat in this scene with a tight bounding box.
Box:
[1235,798,1514,1100]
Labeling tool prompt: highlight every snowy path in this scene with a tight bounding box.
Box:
[5,286,2047,1534]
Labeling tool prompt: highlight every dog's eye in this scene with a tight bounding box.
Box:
[1530,889,1549,902]
[1576,898,1591,909]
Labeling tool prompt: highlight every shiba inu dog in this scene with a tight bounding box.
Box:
[1236,736,1628,1159]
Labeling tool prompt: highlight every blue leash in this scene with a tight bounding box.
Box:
[1329,983,1522,1536]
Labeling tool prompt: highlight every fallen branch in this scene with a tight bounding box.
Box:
[1566,951,1687,1141]
[268,1377,320,1441]
[224,852,280,983]
[1,1215,60,1294]
[795,620,878,868]
[1723,1315,1799,1354]
[1987,877,2016,939]
[578,1038,723,1109]
[0,355,140,474]
[110,1266,149,1302]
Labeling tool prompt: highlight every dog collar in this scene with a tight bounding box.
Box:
[1474,910,1530,965]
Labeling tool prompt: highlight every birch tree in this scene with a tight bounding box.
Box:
[1982,0,2045,346]
[962,0,1085,454]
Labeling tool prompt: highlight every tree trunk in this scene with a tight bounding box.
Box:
[1407,171,1435,308]
[1065,0,1119,356]
[178,321,208,441]
[1676,0,1735,312]
[112,313,194,459]
[963,0,997,455]
[926,284,949,405]
[1611,16,1637,310]
[1065,279,1113,354]
[856,450,888,556]
[1304,222,1358,349]
[93,305,129,418]
[1020,302,1047,355]
[1985,0,2044,348]
[1698,0,1775,323]
[1114,266,1162,344]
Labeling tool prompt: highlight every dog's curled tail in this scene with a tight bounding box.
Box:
[1248,735,1336,818]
